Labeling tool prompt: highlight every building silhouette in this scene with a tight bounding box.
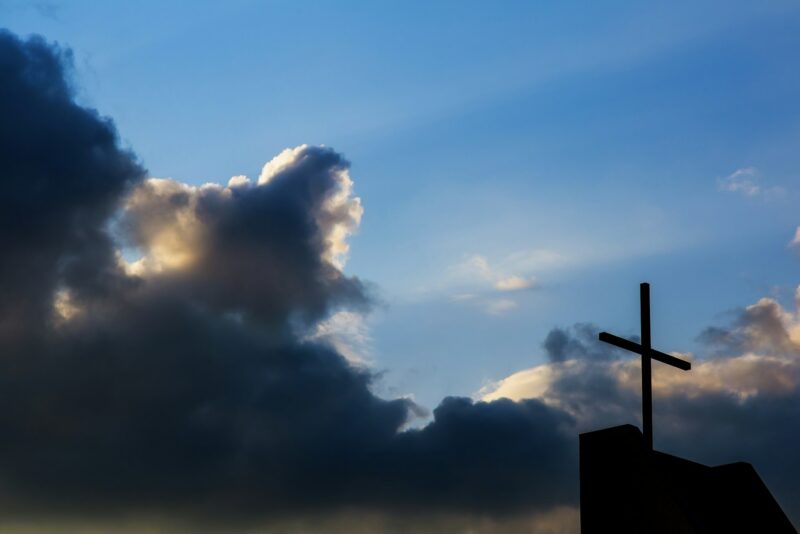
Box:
[582,283,796,532]
[580,425,796,533]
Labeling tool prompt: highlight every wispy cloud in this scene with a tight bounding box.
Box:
[446,253,544,315]
[790,227,800,249]
[718,167,761,196]
[450,253,549,291]
[486,298,518,315]
[495,275,536,292]
[717,167,784,199]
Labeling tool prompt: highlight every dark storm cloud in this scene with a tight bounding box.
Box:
[543,322,630,362]
[385,397,575,514]
[9,26,796,532]
[0,30,578,527]
[0,30,143,332]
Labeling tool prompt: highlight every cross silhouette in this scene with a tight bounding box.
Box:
[598,283,691,451]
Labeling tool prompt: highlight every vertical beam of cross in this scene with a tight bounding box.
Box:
[598,282,691,451]
[640,283,653,451]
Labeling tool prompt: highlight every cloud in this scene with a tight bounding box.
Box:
[542,323,628,363]
[4,28,799,532]
[0,507,581,534]
[0,31,143,337]
[309,310,373,366]
[446,254,539,316]
[449,292,477,302]
[483,293,800,412]
[718,167,761,196]
[503,249,567,272]
[790,227,800,248]
[480,362,567,402]
[116,146,369,325]
[0,30,580,530]
[486,298,518,315]
[453,254,494,282]
[453,254,538,293]
[481,291,800,525]
[717,167,784,199]
[494,275,535,291]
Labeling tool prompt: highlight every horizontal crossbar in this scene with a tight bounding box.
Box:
[598,332,691,371]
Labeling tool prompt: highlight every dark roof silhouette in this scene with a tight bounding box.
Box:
[580,425,797,533]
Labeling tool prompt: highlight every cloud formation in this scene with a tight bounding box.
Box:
[481,293,800,524]
[0,30,579,531]
[718,167,761,196]
[453,254,538,293]
[0,30,143,336]
[447,254,539,315]
[3,28,798,532]
[717,167,784,199]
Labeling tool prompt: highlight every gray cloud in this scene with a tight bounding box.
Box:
[543,322,632,363]
[0,30,578,530]
[0,30,143,335]
[487,295,800,527]
[4,27,798,533]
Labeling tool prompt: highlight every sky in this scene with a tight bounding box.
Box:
[1,1,800,532]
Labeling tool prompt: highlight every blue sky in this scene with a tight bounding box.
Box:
[5,0,800,412]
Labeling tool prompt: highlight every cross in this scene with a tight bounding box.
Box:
[598,283,690,451]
